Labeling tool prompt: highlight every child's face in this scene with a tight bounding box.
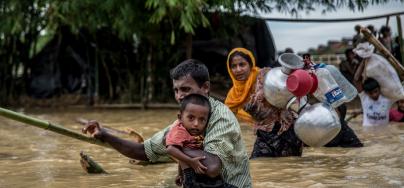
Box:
[366,87,381,101]
[179,103,209,136]
[398,100,404,111]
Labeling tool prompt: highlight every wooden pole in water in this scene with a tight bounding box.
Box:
[0,107,111,148]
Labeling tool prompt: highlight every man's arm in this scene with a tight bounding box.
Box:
[82,121,148,161]
[182,148,222,178]
[166,145,207,174]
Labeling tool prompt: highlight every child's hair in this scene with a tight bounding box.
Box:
[363,78,380,92]
[180,94,211,117]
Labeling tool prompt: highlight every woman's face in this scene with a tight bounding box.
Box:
[230,55,251,81]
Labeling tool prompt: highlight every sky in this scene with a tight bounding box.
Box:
[264,1,404,53]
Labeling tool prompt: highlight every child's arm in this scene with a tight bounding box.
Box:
[166,145,207,174]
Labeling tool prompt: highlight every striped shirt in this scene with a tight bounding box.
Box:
[144,97,252,188]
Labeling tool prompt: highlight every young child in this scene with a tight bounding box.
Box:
[389,99,404,122]
[357,78,393,126]
[165,94,225,188]
[353,51,394,127]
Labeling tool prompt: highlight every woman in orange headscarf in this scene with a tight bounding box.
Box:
[225,48,259,124]
[225,48,303,158]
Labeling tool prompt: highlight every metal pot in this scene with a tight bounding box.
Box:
[263,53,304,108]
[278,53,304,74]
[263,67,295,108]
[294,103,341,147]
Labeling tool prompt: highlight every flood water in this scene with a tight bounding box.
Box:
[0,108,403,188]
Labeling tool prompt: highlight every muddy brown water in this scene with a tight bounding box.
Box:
[0,108,403,188]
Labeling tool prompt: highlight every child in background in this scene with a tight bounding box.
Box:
[389,99,404,122]
[165,94,226,188]
[356,77,393,126]
[354,57,393,126]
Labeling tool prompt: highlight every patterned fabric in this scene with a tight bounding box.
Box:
[243,68,303,158]
[250,123,303,158]
[182,168,234,188]
[244,68,297,135]
[165,120,204,149]
[144,97,252,188]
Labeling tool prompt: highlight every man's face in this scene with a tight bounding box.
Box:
[172,75,209,103]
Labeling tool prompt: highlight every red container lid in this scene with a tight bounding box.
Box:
[287,70,313,97]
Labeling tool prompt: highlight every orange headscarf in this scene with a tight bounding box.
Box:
[225,48,260,124]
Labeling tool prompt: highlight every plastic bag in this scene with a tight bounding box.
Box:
[363,54,404,101]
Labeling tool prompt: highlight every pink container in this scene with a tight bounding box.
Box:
[287,70,313,97]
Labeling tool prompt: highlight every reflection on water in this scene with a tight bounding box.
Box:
[0,108,403,188]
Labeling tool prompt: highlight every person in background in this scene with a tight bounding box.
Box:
[378,25,393,53]
[367,25,377,37]
[324,104,363,147]
[83,59,252,188]
[225,47,302,158]
[339,48,359,84]
[354,60,393,126]
[352,25,363,47]
[285,47,294,53]
[393,36,403,64]
[389,99,404,123]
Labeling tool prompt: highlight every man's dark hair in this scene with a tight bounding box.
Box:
[229,51,253,67]
[363,77,380,92]
[179,93,211,118]
[170,59,210,87]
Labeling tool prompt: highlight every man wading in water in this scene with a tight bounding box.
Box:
[82,59,252,188]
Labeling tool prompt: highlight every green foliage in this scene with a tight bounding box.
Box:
[0,0,402,104]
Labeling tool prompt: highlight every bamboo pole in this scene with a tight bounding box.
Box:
[397,16,404,65]
[0,107,111,148]
[360,27,404,80]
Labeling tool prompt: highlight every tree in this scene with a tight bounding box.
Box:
[0,0,402,105]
